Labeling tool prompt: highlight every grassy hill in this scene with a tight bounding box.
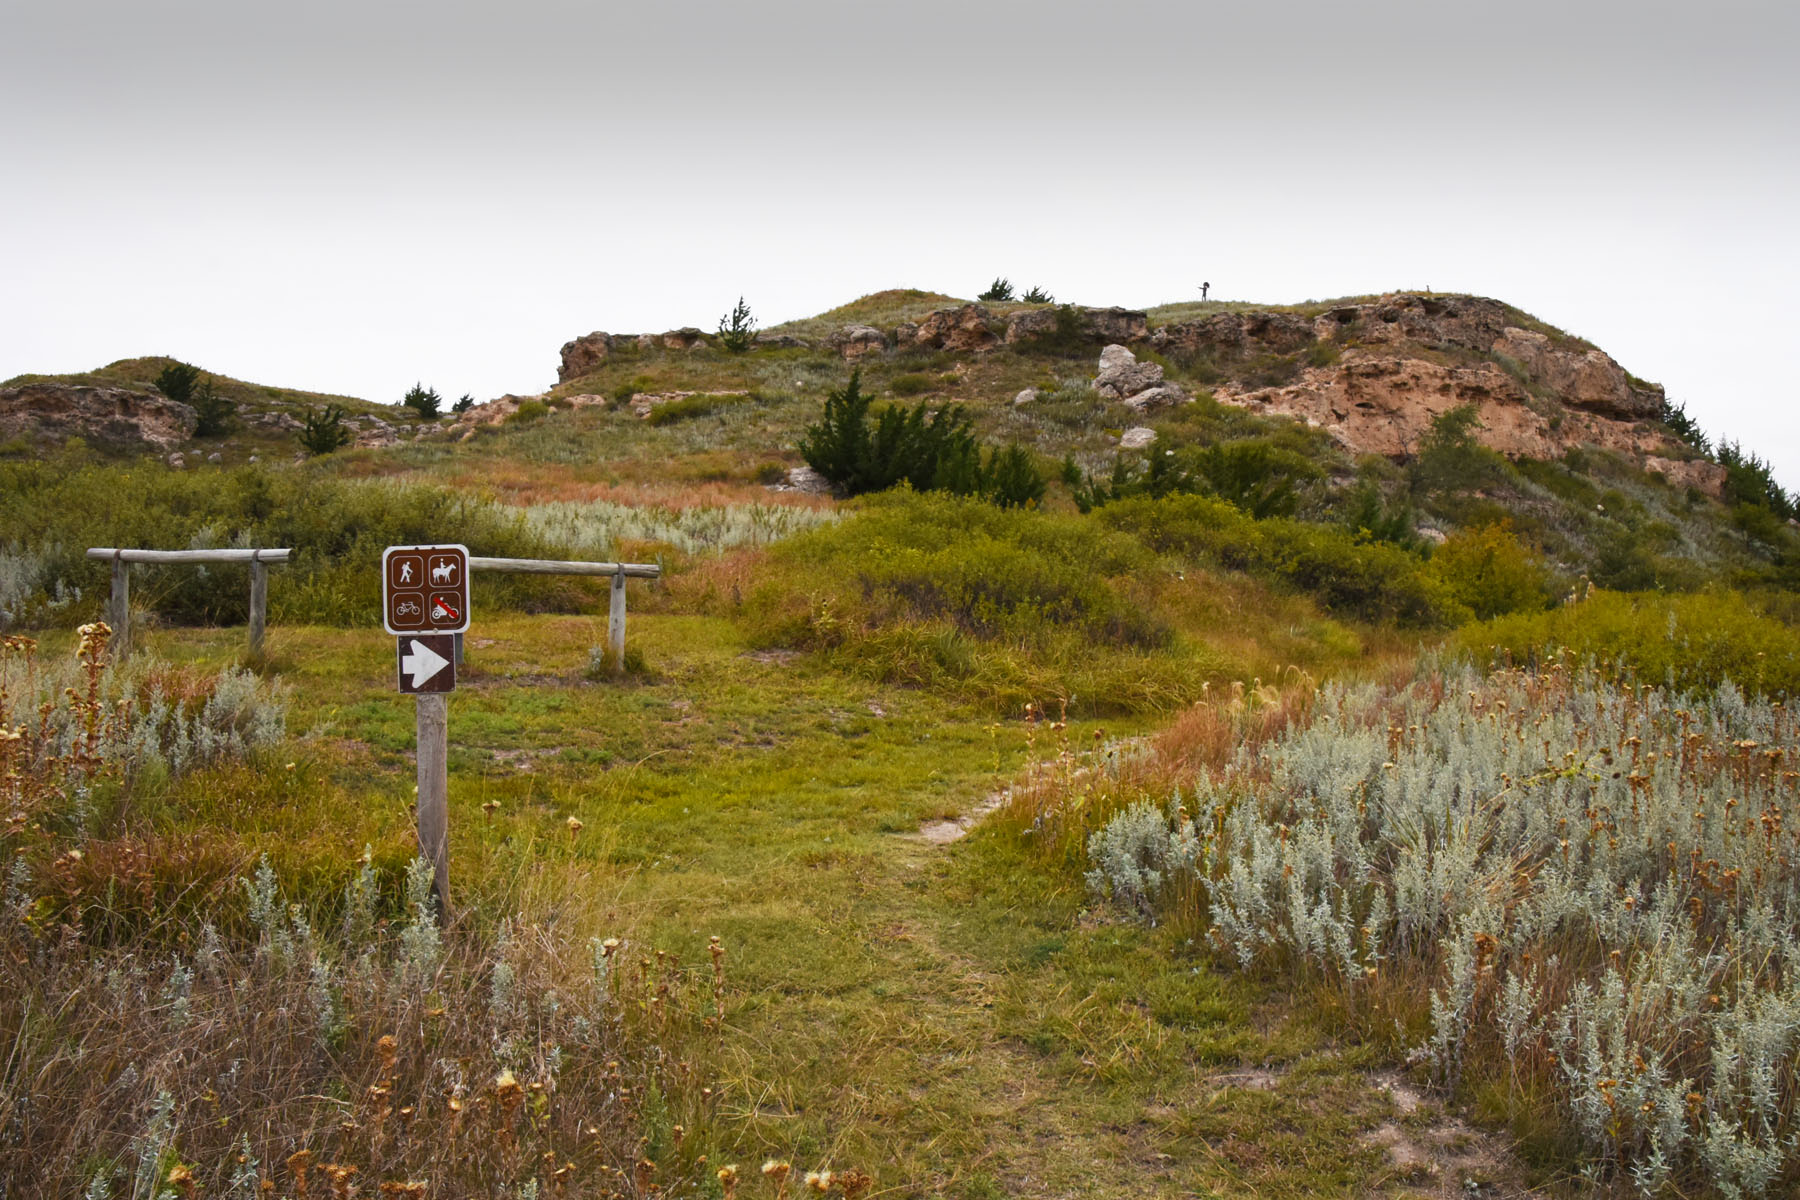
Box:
[3,290,1799,1198]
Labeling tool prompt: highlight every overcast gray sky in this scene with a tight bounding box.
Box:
[5,0,1797,485]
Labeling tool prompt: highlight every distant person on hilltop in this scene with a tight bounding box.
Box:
[1201,282,1210,301]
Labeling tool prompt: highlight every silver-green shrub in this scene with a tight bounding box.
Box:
[1089,665,1800,1195]
[517,498,836,558]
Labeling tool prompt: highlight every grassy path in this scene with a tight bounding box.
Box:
[153,612,1543,1198]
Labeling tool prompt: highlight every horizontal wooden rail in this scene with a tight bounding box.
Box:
[468,556,659,578]
[468,556,659,675]
[85,548,293,565]
[86,547,292,658]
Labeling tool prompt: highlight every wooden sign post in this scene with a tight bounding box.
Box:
[384,545,469,922]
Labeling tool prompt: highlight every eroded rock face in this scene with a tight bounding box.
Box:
[558,331,613,382]
[1219,356,1684,471]
[755,332,808,350]
[827,325,888,361]
[660,328,708,351]
[1493,327,1662,419]
[1319,294,1514,351]
[1221,358,1545,459]
[911,304,1001,352]
[1003,306,1149,347]
[0,383,197,449]
[1152,311,1316,357]
[1645,455,1729,496]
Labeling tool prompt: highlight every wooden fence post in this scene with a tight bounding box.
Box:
[416,692,451,921]
[248,555,268,659]
[608,568,626,675]
[108,553,130,659]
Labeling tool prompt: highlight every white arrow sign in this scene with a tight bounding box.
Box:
[401,638,451,689]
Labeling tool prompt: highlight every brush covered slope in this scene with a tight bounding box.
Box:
[3,287,1799,1199]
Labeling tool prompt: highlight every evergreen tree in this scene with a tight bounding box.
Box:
[402,383,442,420]
[798,370,1034,503]
[978,278,1014,302]
[297,405,353,455]
[155,363,234,436]
[154,361,202,406]
[189,376,236,437]
[717,297,757,353]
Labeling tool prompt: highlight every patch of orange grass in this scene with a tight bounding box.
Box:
[1151,674,1316,777]
[660,547,765,615]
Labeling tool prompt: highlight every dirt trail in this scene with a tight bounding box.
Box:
[862,796,1552,1199]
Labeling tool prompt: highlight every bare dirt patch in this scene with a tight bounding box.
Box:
[744,648,801,667]
[906,789,1009,844]
[1361,1070,1546,1198]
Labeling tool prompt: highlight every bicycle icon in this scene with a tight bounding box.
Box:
[395,599,422,617]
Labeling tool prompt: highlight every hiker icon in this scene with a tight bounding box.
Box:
[399,562,414,584]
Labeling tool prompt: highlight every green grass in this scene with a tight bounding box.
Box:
[94,608,1458,1197]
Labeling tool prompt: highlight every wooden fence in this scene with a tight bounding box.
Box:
[468,557,660,674]
[85,547,291,658]
[84,548,661,672]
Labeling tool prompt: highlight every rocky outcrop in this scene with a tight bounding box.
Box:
[827,325,888,361]
[1121,384,1189,414]
[1093,345,1182,410]
[771,464,832,495]
[1645,455,1729,496]
[1004,306,1149,347]
[1119,427,1157,449]
[352,415,402,447]
[1222,358,1540,459]
[247,410,302,433]
[558,331,613,382]
[755,332,808,350]
[1493,327,1662,419]
[910,304,1001,352]
[1312,294,1515,352]
[0,383,196,449]
[1219,356,1688,473]
[660,328,708,351]
[1151,311,1316,358]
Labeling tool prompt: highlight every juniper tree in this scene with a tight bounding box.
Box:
[402,383,442,420]
[297,405,352,455]
[717,297,757,353]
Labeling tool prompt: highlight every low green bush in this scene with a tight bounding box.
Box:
[1460,588,1800,697]
[644,393,751,426]
[889,373,933,396]
[740,491,1215,711]
[506,399,550,423]
[1097,493,1460,626]
[1424,522,1554,620]
[0,460,585,628]
[798,371,1043,507]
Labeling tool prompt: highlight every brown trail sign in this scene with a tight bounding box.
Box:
[397,634,456,694]
[384,544,469,635]
[385,545,469,921]
[385,547,662,924]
